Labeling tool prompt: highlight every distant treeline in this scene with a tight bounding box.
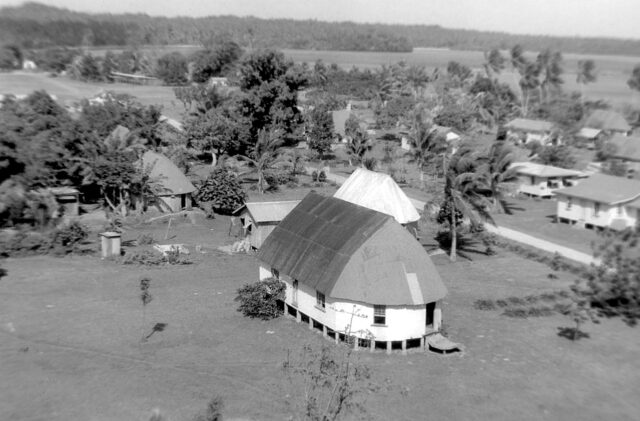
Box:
[1,2,640,56]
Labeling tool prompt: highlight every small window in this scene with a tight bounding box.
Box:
[373,305,386,325]
[271,268,279,279]
[594,202,600,217]
[566,198,572,210]
[617,205,623,216]
[316,291,325,309]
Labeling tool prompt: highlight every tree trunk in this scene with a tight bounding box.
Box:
[449,202,457,262]
[210,150,217,167]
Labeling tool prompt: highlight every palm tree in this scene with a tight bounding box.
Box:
[627,64,640,105]
[576,60,597,104]
[484,48,506,79]
[237,128,286,194]
[518,61,541,117]
[483,142,520,213]
[537,49,564,103]
[346,129,372,167]
[406,116,447,184]
[442,148,494,261]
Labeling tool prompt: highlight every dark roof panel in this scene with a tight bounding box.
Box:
[258,193,391,293]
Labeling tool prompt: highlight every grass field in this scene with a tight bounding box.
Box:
[0,71,185,120]
[1,207,639,420]
[494,197,601,254]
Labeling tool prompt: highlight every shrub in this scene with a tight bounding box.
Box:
[265,170,296,186]
[0,230,51,257]
[122,250,165,266]
[137,234,156,245]
[122,249,192,266]
[235,278,286,320]
[50,221,90,255]
[195,168,246,216]
[318,170,327,182]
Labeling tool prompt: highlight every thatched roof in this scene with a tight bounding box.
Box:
[141,151,196,196]
[334,168,420,224]
[258,193,446,306]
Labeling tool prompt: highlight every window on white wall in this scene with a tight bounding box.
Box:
[373,305,386,325]
[316,290,325,309]
[566,198,572,210]
[617,205,623,216]
[594,202,600,217]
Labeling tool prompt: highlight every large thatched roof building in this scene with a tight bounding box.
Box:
[258,192,447,351]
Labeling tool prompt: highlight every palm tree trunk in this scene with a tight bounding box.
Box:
[449,202,457,262]
[210,150,217,167]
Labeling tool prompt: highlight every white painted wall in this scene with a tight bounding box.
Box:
[260,265,442,342]
[557,197,638,229]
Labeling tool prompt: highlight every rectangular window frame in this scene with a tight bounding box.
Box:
[594,202,600,217]
[373,305,386,326]
[566,197,572,210]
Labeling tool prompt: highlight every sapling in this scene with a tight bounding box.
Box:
[140,277,153,341]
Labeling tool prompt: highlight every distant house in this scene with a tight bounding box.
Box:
[141,151,196,213]
[233,200,300,249]
[582,109,631,136]
[555,174,640,230]
[511,162,585,198]
[607,134,640,176]
[504,118,555,145]
[22,60,37,70]
[575,128,604,149]
[158,115,184,133]
[257,193,447,352]
[209,77,228,87]
[49,187,80,217]
[334,168,420,234]
[400,125,460,153]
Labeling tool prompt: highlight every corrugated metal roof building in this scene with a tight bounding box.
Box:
[258,193,447,346]
[234,200,300,249]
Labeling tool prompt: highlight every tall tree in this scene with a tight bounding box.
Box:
[184,106,251,166]
[237,129,286,194]
[440,147,494,262]
[306,106,334,158]
[576,60,597,104]
[483,48,506,79]
[407,116,447,183]
[518,61,541,116]
[628,64,640,104]
[346,129,372,167]
[238,49,307,141]
[483,141,519,212]
[156,52,188,86]
[536,49,564,103]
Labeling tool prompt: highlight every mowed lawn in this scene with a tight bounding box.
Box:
[1,215,639,420]
[494,197,601,254]
[0,71,184,120]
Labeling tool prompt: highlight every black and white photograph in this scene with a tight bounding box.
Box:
[0,0,639,420]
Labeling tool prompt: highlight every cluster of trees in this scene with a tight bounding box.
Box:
[0,3,411,52]
[0,90,167,224]
[5,3,640,55]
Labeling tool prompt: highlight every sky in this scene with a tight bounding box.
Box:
[1,0,639,39]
